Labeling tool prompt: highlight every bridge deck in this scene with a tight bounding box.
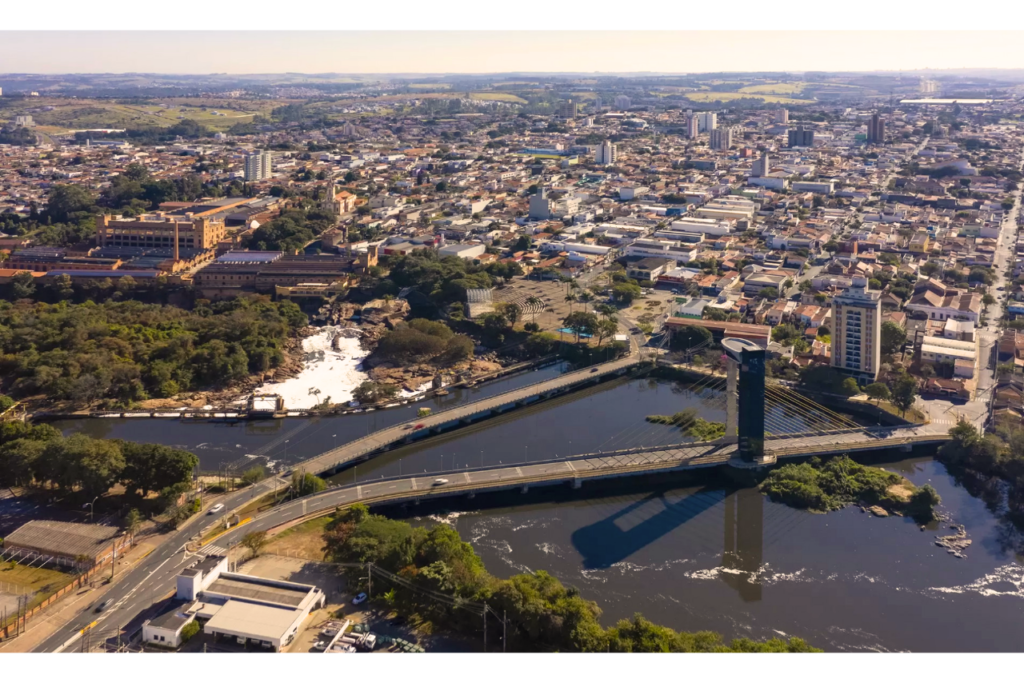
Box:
[243,422,953,543]
[291,355,641,477]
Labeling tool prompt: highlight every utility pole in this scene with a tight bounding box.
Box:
[367,564,372,598]
[482,603,486,653]
[503,610,506,653]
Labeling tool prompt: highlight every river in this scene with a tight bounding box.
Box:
[54,375,1024,651]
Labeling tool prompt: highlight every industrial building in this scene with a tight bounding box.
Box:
[144,554,327,652]
[4,520,131,570]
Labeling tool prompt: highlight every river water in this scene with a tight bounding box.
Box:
[54,375,1024,651]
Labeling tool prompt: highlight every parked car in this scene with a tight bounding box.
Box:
[433,478,449,486]
[352,592,368,605]
[208,503,224,515]
[312,640,328,651]
[95,599,113,613]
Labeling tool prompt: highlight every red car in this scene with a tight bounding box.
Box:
[414,423,424,429]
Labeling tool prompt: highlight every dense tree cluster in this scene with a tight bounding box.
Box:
[0,420,197,500]
[940,421,1024,526]
[322,504,820,652]
[374,318,474,365]
[243,208,337,253]
[761,455,940,520]
[0,297,307,406]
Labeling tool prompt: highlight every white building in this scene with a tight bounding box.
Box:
[244,151,274,181]
[615,95,632,110]
[618,185,649,201]
[831,277,882,383]
[921,335,976,368]
[439,243,486,260]
[775,109,789,124]
[697,112,717,133]
[595,140,617,166]
[668,217,732,237]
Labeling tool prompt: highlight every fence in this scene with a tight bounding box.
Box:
[0,539,135,641]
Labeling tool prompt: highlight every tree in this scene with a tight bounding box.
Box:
[242,466,268,486]
[241,530,269,558]
[838,378,860,396]
[983,294,996,306]
[496,302,521,328]
[757,287,779,300]
[120,443,198,498]
[46,184,95,222]
[11,271,36,299]
[563,311,598,342]
[890,374,919,417]
[352,381,399,404]
[123,508,143,542]
[864,382,891,405]
[610,282,642,304]
[291,471,327,497]
[593,318,619,346]
[670,324,712,352]
[880,321,907,355]
[525,296,542,324]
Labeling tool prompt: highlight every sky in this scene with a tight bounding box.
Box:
[1,32,1024,75]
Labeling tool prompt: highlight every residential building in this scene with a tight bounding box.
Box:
[14,115,34,127]
[685,114,699,139]
[751,152,771,178]
[709,127,734,151]
[867,114,886,144]
[595,140,617,166]
[831,276,882,382]
[905,278,982,323]
[697,112,717,133]
[244,150,274,181]
[774,109,789,124]
[788,126,814,148]
[615,95,631,110]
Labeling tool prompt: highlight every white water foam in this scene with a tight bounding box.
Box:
[256,327,371,409]
[928,563,1024,598]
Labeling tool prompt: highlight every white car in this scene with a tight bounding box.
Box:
[208,503,224,515]
[352,592,368,605]
[433,478,449,486]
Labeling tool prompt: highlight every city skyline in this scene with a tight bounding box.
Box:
[2,31,1024,75]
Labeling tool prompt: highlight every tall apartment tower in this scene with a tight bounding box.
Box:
[561,99,578,118]
[697,112,717,133]
[787,126,814,148]
[774,109,789,124]
[709,127,733,151]
[593,97,603,110]
[685,114,700,139]
[615,95,631,110]
[595,140,618,166]
[867,113,886,144]
[751,151,771,177]
[244,151,273,181]
[831,276,882,383]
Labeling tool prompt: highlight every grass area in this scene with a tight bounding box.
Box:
[0,562,75,611]
[264,516,331,560]
[684,91,813,104]
[872,400,928,424]
[469,92,527,103]
[407,83,452,89]
[17,98,270,133]
[738,82,807,94]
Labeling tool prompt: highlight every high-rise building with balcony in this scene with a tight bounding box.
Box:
[831,277,882,383]
[244,151,274,181]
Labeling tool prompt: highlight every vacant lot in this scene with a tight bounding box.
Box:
[0,562,75,617]
[738,82,808,94]
[263,516,332,561]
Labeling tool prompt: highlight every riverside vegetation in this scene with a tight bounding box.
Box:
[321,504,820,652]
[646,408,726,442]
[0,297,307,407]
[760,455,941,520]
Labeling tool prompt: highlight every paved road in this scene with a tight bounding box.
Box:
[290,354,641,477]
[914,151,1024,430]
[33,476,284,653]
